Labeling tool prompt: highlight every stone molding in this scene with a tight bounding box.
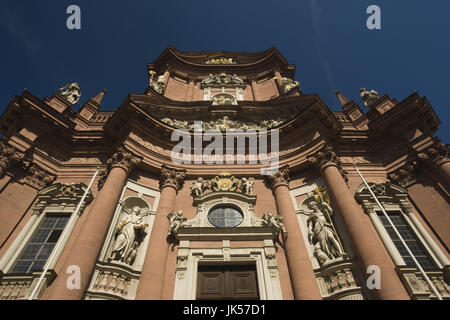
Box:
[98,146,141,190]
[159,165,186,191]
[265,165,289,189]
[32,182,94,216]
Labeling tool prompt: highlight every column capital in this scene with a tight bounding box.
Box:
[416,138,450,167]
[98,146,141,190]
[0,139,25,179]
[265,165,290,189]
[307,144,348,183]
[160,165,186,192]
[387,161,418,188]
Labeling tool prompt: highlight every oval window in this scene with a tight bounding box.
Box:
[207,206,243,227]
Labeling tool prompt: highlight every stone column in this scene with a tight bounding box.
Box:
[308,144,409,300]
[266,166,322,300]
[417,139,450,186]
[135,165,185,300]
[45,147,140,300]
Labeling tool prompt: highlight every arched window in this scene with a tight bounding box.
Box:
[207,206,243,227]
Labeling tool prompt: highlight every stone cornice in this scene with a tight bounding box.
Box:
[98,146,141,190]
[265,165,290,189]
[160,165,186,192]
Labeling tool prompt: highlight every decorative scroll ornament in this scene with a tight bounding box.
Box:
[211,172,240,192]
[262,212,287,240]
[204,57,236,65]
[160,116,284,132]
[98,147,141,190]
[110,199,149,265]
[23,164,56,190]
[0,140,24,178]
[360,88,380,107]
[57,82,81,104]
[190,177,210,197]
[265,165,289,189]
[149,71,167,94]
[160,165,186,191]
[200,73,245,88]
[307,145,348,183]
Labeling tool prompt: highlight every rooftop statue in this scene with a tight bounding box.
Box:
[360,88,380,106]
[57,82,81,104]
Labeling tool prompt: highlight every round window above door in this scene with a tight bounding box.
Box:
[207,206,243,227]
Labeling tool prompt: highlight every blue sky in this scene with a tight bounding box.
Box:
[1,0,449,142]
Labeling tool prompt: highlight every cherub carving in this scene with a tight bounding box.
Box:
[190,177,209,197]
[240,177,255,195]
[262,212,287,239]
[167,210,187,237]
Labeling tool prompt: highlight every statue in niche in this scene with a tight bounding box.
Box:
[110,200,149,264]
[304,200,344,266]
[360,88,380,106]
[240,177,255,195]
[167,210,187,237]
[57,82,81,104]
[262,212,287,239]
[190,177,209,197]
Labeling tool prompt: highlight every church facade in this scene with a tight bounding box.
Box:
[0,47,449,300]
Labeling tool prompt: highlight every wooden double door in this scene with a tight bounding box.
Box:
[196,264,260,300]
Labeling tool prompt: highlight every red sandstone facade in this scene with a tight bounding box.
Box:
[0,47,449,300]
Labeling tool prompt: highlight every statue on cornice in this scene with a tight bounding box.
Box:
[273,76,300,94]
[305,200,343,265]
[150,74,167,94]
[240,177,255,195]
[201,73,244,88]
[205,57,236,65]
[57,82,81,104]
[190,177,210,197]
[110,201,148,264]
[167,210,187,237]
[262,212,287,239]
[360,88,380,107]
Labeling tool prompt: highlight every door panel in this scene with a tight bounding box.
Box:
[197,264,259,300]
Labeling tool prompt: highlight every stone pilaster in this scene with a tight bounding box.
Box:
[266,165,322,300]
[308,144,409,300]
[45,146,141,300]
[136,165,185,300]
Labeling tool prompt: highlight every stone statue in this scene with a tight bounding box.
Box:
[360,88,380,106]
[305,200,343,265]
[167,210,187,237]
[151,75,167,94]
[110,201,148,264]
[190,177,209,197]
[240,177,255,195]
[274,76,299,94]
[262,212,287,238]
[57,82,81,104]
